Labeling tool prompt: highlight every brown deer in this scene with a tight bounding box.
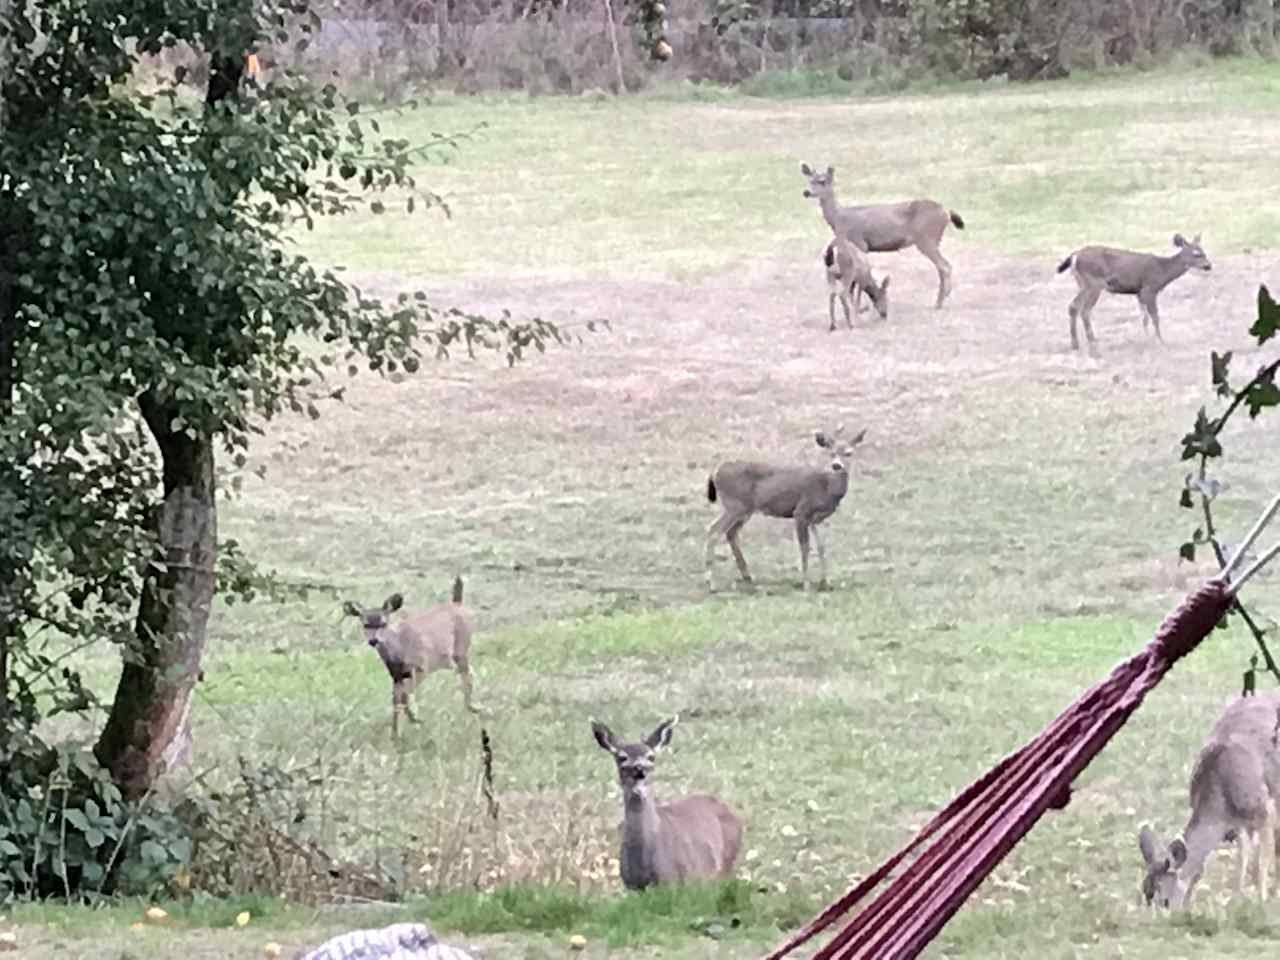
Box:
[343,576,480,739]
[1057,234,1211,355]
[706,427,865,591]
[801,163,964,309]
[824,234,890,329]
[592,716,743,890]
[1139,691,1280,909]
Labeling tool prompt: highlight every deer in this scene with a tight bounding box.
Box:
[1057,233,1211,355]
[824,234,890,329]
[705,427,865,592]
[591,716,743,890]
[343,576,481,740]
[801,162,964,309]
[1138,690,1280,909]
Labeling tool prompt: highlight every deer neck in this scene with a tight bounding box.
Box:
[1151,252,1192,291]
[619,789,662,888]
[826,467,850,501]
[1177,814,1225,897]
[817,192,846,233]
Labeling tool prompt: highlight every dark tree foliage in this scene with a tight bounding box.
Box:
[0,0,565,896]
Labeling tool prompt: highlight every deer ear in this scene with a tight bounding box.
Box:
[800,162,812,175]
[382,593,403,613]
[646,716,677,749]
[1172,233,1186,248]
[591,721,616,752]
[1138,826,1158,865]
[815,431,832,448]
[1169,838,1187,867]
[826,165,834,178]
[342,601,362,618]
[1193,232,1202,244]
[849,428,867,446]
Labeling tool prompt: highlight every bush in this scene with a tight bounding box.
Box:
[0,729,191,902]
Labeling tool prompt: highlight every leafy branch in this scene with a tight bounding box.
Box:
[1180,285,1280,688]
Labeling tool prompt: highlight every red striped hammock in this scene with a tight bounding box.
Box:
[764,500,1280,960]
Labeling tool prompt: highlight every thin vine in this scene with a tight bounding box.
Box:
[1179,284,1280,691]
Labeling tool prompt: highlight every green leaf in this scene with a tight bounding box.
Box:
[84,827,106,849]
[1179,488,1194,509]
[1250,285,1280,345]
[63,809,90,831]
[1211,350,1233,397]
[1179,541,1196,563]
[1245,373,1280,418]
[140,839,167,863]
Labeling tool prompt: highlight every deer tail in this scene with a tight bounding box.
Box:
[949,210,965,230]
[452,576,464,604]
[1056,254,1074,274]
[706,476,718,503]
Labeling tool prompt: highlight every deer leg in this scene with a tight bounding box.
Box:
[456,657,484,715]
[828,291,839,332]
[1261,800,1277,901]
[795,519,811,591]
[1140,291,1164,343]
[1079,288,1102,357]
[852,282,865,315]
[1067,296,1081,352]
[811,523,828,589]
[725,518,753,585]
[391,681,406,740]
[705,510,736,589]
[918,242,953,308]
[841,288,854,326]
[1237,829,1254,896]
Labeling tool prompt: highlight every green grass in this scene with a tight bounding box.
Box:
[14,55,1280,959]
[292,57,1280,281]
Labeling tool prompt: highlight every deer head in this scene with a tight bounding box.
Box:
[593,717,677,806]
[814,426,866,475]
[1172,233,1211,273]
[342,593,404,649]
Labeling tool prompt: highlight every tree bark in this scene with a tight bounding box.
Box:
[95,393,216,799]
[94,45,244,799]
[0,0,18,723]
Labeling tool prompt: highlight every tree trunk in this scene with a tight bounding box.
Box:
[95,393,216,800]
[94,46,244,799]
[0,0,18,723]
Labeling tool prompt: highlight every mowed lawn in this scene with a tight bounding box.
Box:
[12,58,1280,959]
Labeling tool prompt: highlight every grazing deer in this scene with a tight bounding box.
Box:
[1138,691,1280,909]
[343,576,480,739]
[592,716,743,890]
[824,234,890,329]
[801,162,964,309]
[1057,234,1211,355]
[706,427,865,591]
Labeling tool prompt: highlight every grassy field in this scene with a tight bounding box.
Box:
[10,57,1280,959]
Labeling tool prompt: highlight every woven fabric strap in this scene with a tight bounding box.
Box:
[763,579,1232,960]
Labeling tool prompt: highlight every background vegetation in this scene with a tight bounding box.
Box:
[4,15,1280,960]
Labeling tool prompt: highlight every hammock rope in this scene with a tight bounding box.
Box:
[765,494,1280,960]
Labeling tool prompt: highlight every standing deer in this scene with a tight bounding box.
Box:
[343,576,481,739]
[825,234,890,329]
[1138,691,1280,909]
[592,716,743,890]
[705,427,865,591]
[801,162,964,309]
[1057,234,1211,355]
